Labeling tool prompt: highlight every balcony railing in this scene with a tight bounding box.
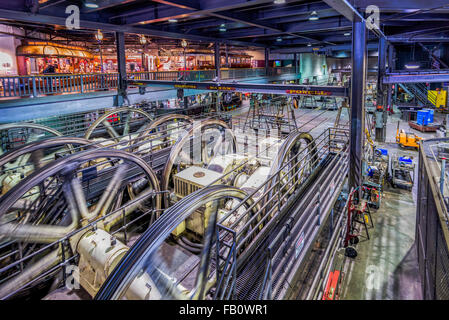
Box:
[0,67,297,99]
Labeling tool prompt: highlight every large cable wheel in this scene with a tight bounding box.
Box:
[96,185,258,300]
[0,137,97,197]
[134,114,194,153]
[161,119,237,207]
[84,107,153,143]
[0,123,63,156]
[0,149,160,300]
[264,131,317,204]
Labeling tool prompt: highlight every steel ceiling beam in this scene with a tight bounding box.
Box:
[83,0,136,13]
[383,71,449,84]
[129,79,349,97]
[257,2,331,20]
[0,8,267,47]
[270,42,378,54]
[323,0,385,38]
[353,0,449,12]
[221,17,351,39]
[322,0,359,22]
[136,0,335,45]
[112,0,276,24]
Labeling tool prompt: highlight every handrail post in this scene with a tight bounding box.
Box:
[32,76,37,97]
[80,75,84,93]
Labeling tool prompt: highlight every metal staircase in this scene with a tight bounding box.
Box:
[399,82,437,107]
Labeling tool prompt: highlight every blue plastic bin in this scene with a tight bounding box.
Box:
[417,110,429,125]
[399,157,412,164]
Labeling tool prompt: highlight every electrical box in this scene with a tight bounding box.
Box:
[174,166,222,199]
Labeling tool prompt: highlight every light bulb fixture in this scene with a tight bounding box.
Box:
[168,19,178,23]
[307,43,312,47]
[84,0,99,8]
[405,62,420,69]
[181,39,188,48]
[309,11,319,21]
[274,0,286,4]
[276,37,282,42]
[139,35,147,45]
[344,32,351,36]
[405,43,420,69]
[95,29,103,41]
[219,24,227,32]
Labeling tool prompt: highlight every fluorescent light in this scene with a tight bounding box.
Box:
[405,62,420,69]
[309,11,319,21]
[344,32,351,36]
[168,19,178,23]
[274,0,286,4]
[276,37,282,42]
[307,43,312,47]
[84,1,99,8]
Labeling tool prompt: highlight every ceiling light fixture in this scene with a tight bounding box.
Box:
[276,37,282,42]
[274,0,286,4]
[84,0,99,8]
[219,24,227,32]
[95,29,103,41]
[405,43,420,70]
[307,43,312,47]
[405,62,420,69]
[344,32,351,36]
[168,19,178,23]
[309,11,319,21]
[139,35,147,45]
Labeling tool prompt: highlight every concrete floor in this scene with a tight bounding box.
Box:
[341,110,439,300]
[231,100,427,299]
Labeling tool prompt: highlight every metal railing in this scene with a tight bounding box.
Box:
[221,67,267,80]
[0,67,298,99]
[417,138,449,300]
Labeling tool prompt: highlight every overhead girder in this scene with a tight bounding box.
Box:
[129,80,349,97]
[0,8,266,48]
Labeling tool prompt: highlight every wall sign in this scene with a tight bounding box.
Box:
[286,89,332,96]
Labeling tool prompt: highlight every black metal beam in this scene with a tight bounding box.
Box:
[116,31,127,103]
[214,42,221,80]
[383,71,449,84]
[128,80,349,97]
[271,42,378,54]
[375,36,387,142]
[0,8,267,48]
[349,19,366,190]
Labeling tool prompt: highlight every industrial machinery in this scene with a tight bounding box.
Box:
[390,154,415,190]
[0,95,351,301]
[396,121,423,149]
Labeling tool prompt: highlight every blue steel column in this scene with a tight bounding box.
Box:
[386,43,393,116]
[115,31,127,105]
[294,53,299,75]
[375,36,387,142]
[215,42,221,80]
[265,48,270,76]
[349,19,367,189]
